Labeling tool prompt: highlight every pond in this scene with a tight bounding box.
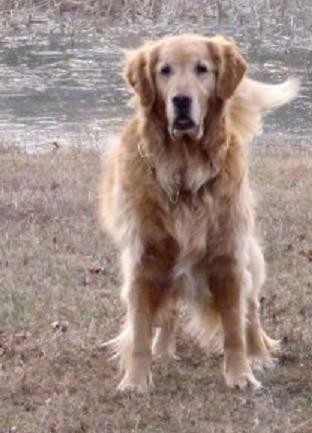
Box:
[0,3,311,150]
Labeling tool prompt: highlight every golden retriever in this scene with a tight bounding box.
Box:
[100,34,298,392]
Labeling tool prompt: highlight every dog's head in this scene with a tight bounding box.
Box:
[124,34,247,141]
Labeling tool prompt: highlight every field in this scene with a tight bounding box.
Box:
[0,144,312,433]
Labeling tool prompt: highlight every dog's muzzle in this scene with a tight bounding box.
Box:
[171,94,198,138]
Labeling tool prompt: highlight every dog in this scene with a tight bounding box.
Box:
[99,34,299,392]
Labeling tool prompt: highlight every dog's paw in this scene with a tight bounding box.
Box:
[262,334,281,354]
[152,340,178,360]
[251,354,277,372]
[225,368,262,390]
[151,326,178,361]
[118,371,152,393]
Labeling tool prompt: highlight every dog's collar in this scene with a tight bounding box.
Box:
[137,138,229,205]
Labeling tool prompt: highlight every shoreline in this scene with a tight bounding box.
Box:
[1,134,312,155]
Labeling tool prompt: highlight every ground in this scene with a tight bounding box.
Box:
[0,144,312,433]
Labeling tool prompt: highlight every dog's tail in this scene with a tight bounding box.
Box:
[238,77,300,112]
[229,77,300,142]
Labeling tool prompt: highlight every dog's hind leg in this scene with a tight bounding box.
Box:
[152,304,178,359]
[246,239,280,370]
[186,298,223,355]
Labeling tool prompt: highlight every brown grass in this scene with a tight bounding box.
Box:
[0,144,312,433]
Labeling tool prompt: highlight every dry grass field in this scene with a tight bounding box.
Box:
[0,143,312,433]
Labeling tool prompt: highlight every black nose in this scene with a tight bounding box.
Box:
[172,95,191,113]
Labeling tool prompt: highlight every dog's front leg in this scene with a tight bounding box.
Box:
[116,274,155,393]
[210,256,261,389]
[107,231,177,391]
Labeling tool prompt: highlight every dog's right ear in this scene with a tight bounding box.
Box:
[123,43,157,110]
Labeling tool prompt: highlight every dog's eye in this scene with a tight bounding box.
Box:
[160,64,172,76]
[195,63,208,74]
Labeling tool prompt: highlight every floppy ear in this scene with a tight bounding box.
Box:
[123,44,156,109]
[210,37,247,100]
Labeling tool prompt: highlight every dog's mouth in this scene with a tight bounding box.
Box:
[171,116,198,139]
[173,116,195,131]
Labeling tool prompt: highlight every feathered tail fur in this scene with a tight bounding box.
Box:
[228,77,300,143]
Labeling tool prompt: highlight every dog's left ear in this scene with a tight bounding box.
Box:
[123,43,157,109]
[209,37,247,100]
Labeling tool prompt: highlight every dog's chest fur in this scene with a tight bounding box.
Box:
[154,143,222,202]
[156,152,226,265]
[149,144,247,283]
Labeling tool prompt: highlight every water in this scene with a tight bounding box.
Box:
[0,3,311,150]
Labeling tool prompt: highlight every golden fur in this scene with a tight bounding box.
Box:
[99,34,298,392]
